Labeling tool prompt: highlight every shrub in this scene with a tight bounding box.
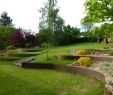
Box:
[6,46,16,50]
[6,50,17,54]
[0,53,6,57]
[75,57,91,67]
[75,50,87,55]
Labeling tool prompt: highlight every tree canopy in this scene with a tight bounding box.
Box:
[0,11,12,26]
[81,0,113,26]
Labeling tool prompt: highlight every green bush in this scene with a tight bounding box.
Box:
[6,46,16,50]
[75,57,91,67]
[0,53,6,57]
[75,50,87,55]
[6,50,17,54]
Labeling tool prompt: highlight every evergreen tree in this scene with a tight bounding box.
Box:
[0,11,12,26]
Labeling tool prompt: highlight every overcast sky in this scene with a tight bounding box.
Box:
[0,0,85,32]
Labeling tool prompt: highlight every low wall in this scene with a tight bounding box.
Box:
[57,55,113,62]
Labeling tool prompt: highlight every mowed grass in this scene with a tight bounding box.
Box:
[0,63,104,95]
[32,42,112,64]
[0,43,108,95]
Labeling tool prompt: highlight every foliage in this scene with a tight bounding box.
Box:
[24,32,37,47]
[0,53,6,57]
[6,46,16,50]
[81,0,113,26]
[0,11,12,26]
[6,50,18,54]
[38,0,81,46]
[100,62,113,77]
[60,25,80,45]
[75,57,91,67]
[0,25,15,49]
[39,0,59,45]
[90,23,113,39]
[81,0,113,40]
[75,50,87,55]
[9,28,26,47]
[37,24,80,46]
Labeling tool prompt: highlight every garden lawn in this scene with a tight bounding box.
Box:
[0,62,104,95]
[0,43,108,95]
[32,42,113,64]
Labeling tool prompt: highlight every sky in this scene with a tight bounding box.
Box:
[0,0,85,32]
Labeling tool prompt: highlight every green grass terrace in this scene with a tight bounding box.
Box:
[0,42,111,95]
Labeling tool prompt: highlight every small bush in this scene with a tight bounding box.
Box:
[6,50,17,54]
[0,53,6,57]
[75,57,91,67]
[6,46,16,50]
[75,50,87,55]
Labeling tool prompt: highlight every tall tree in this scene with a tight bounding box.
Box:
[39,0,60,45]
[0,11,12,26]
[0,25,15,49]
[9,29,26,47]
